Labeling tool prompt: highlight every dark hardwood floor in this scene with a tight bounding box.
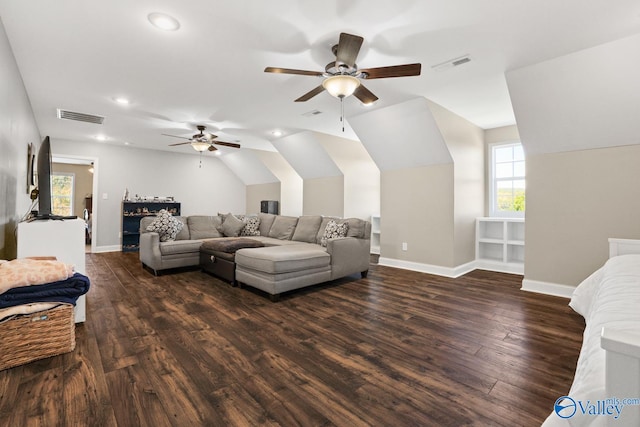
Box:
[0,252,585,426]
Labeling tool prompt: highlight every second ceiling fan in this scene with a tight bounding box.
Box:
[265,32,422,105]
[164,125,241,152]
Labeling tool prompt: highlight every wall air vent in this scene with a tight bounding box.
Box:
[431,55,472,72]
[56,108,105,124]
[302,110,323,117]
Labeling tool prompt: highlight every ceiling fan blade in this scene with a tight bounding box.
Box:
[360,63,422,79]
[162,133,191,140]
[353,84,379,105]
[264,67,323,77]
[213,141,241,149]
[295,85,325,102]
[168,142,192,146]
[208,145,218,152]
[336,33,363,68]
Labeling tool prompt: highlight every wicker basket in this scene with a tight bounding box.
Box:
[0,304,76,371]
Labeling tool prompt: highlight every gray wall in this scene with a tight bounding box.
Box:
[303,176,344,217]
[0,18,41,259]
[51,139,246,251]
[526,145,640,286]
[246,182,280,215]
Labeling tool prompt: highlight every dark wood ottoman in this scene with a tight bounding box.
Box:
[199,238,264,285]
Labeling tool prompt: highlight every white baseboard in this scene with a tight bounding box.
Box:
[93,245,121,253]
[521,279,574,298]
[378,257,476,278]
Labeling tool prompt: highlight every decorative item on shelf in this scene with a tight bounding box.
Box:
[123,188,129,201]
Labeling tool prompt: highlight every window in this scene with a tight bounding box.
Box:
[490,142,525,217]
[51,173,74,216]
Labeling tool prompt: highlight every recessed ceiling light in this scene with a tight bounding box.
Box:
[272,130,283,137]
[95,135,107,141]
[114,97,130,105]
[147,13,180,31]
[213,151,221,156]
[123,141,131,146]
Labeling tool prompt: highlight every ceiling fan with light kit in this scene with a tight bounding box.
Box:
[164,125,241,152]
[265,32,422,130]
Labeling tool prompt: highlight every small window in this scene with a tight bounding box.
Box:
[51,173,74,217]
[490,142,525,217]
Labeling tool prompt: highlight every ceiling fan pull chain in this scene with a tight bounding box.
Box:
[199,152,203,168]
[341,96,345,132]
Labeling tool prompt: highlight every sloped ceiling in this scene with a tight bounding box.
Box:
[219,150,278,185]
[271,131,342,179]
[507,33,640,156]
[349,97,452,171]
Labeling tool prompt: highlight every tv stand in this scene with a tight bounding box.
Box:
[17,218,86,323]
[27,214,78,222]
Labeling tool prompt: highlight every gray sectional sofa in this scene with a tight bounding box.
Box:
[139,213,371,299]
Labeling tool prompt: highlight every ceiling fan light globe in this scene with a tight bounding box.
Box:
[191,141,210,152]
[322,75,360,98]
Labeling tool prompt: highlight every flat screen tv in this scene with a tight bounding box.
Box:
[32,136,76,221]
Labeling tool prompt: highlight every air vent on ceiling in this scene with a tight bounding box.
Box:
[431,55,472,72]
[57,108,105,124]
[302,109,323,117]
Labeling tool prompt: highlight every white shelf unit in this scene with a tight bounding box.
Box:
[371,215,380,255]
[476,217,525,275]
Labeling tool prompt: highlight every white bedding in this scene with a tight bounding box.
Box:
[542,254,640,427]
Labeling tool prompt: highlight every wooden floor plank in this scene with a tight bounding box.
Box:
[0,252,584,426]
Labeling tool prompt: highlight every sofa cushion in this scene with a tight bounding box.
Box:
[342,218,366,238]
[291,215,322,243]
[320,220,349,247]
[146,209,184,242]
[218,213,245,237]
[159,239,203,255]
[174,217,190,240]
[187,216,223,240]
[268,215,298,240]
[235,245,330,274]
[240,216,261,236]
[258,213,276,236]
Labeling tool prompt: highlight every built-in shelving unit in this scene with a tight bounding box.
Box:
[476,217,525,274]
[122,201,180,252]
[371,215,380,255]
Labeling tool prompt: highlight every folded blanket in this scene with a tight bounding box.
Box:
[0,259,75,294]
[0,302,60,323]
[0,273,90,309]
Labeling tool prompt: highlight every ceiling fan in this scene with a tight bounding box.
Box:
[264,32,422,105]
[164,125,241,152]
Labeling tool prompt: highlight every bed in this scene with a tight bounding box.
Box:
[542,238,640,427]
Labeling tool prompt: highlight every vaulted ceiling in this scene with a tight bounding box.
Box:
[1,0,639,158]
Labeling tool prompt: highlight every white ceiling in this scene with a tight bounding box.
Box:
[1,0,640,155]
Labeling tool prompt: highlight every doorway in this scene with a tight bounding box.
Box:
[51,155,98,253]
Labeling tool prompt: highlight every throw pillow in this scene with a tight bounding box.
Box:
[217,213,245,237]
[240,216,261,236]
[321,220,349,247]
[146,209,184,242]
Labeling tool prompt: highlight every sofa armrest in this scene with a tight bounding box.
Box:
[326,237,371,279]
[139,232,162,271]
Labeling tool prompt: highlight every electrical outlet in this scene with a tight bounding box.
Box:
[402,242,408,251]
[102,193,108,200]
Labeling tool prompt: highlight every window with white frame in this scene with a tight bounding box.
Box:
[490,142,525,217]
[51,173,74,216]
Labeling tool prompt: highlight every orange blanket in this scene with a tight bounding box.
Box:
[0,259,75,294]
